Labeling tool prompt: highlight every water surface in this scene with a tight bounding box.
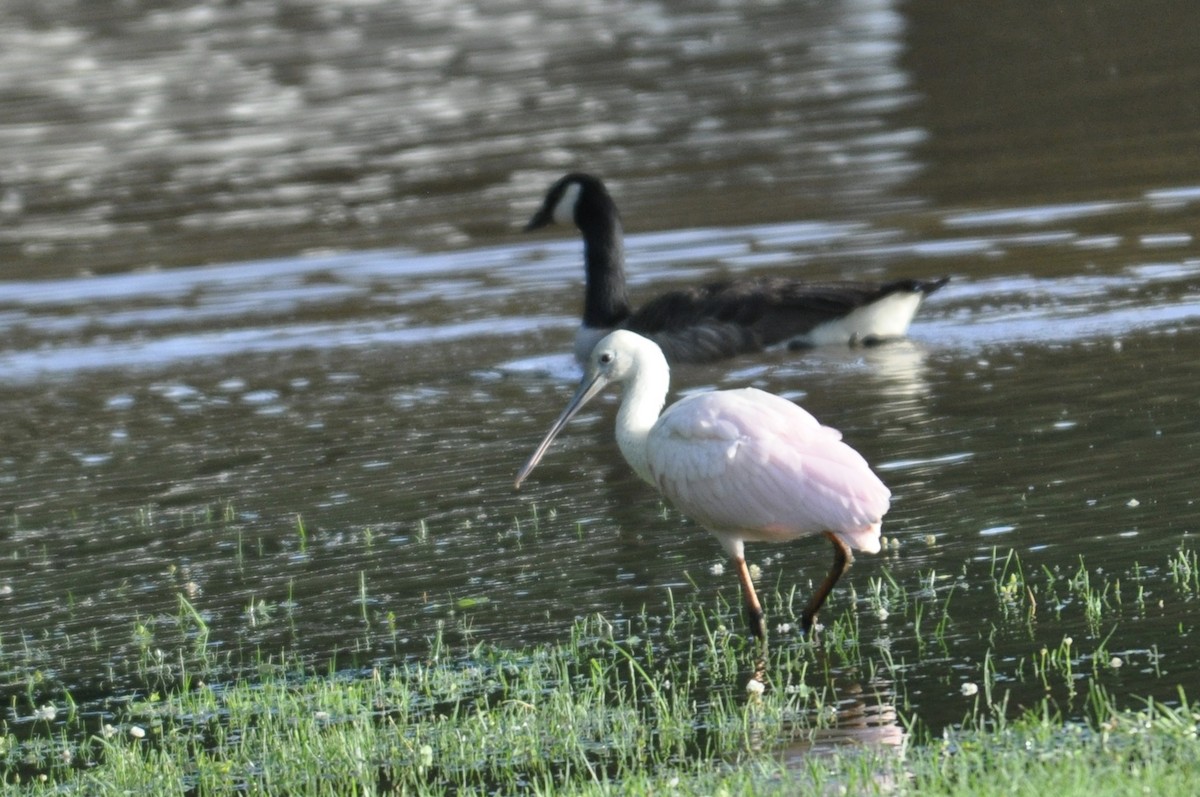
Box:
[2,0,1200,752]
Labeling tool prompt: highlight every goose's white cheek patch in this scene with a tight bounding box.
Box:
[553,181,582,226]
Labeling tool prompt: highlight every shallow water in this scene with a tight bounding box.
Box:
[2,0,1200,753]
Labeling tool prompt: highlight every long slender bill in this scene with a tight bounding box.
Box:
[514,371,610,489]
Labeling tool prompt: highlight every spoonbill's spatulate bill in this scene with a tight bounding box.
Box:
[515,330,891,640]
[525,172,949,365]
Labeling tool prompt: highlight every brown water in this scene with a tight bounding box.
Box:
[3,0,1200,748]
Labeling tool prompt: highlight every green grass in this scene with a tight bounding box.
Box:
[4,504,1200,794]
[0,611,838,794]
[906,689,1200,797]
[4,594,1200,796]
[3,642,1199,795]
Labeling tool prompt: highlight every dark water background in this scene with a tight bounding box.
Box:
[2,0,1200,747]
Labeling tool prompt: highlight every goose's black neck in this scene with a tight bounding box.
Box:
[578,185,631,328]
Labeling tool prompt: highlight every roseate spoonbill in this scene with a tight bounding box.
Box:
[514,330,890,640]
[525,172,948,364]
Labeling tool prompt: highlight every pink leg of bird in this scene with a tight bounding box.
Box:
[733,556,766,641]
[801,532,854,633]
[735,532,854,641]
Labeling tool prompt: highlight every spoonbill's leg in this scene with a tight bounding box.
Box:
[801,531,853,633]
[733,555,766,642]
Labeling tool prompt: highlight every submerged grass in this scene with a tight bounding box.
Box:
[3,634,1199,794]
[1,610,838,794]
[4,504,1200,793]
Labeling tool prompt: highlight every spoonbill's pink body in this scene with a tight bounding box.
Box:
[515,329,890,640]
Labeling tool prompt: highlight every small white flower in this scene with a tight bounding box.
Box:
[748,563,762,580]
[314,711,331,721]
[775,622,793,634]
[1127,498,1140,508]
[102,724,117,739]
[129,726,146,739]
[1110,656,1124,669]
[960,682,979,697]
[1063,636,1073,648]
[35,704,57,721]
[877,607,890,621]
[745,678,766,695]
[709,562,725,576]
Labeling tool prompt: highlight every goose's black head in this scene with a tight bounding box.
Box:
[525,172,620,233]
[524,172,631,329]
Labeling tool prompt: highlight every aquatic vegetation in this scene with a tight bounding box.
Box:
[1,621,1198,794]
[2,504,1199,793]
[1,608,847,793]
[1168,545,1200,594]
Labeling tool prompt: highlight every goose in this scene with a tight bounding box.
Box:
[525,172,948,364]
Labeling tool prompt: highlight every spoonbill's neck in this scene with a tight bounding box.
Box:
[613,362,669,486]
[579,213,631,329]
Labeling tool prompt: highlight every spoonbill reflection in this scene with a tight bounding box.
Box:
[515,330,890,640]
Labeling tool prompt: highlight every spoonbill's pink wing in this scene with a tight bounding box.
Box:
[646,388,888,554]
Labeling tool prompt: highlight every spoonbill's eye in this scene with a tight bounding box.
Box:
[599,351,614,365]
